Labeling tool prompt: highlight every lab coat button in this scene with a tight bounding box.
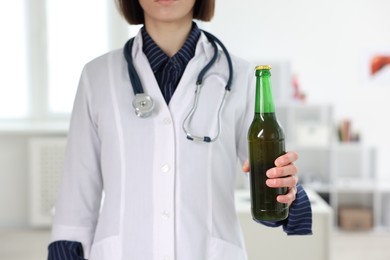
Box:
[162,211,170,220]
[162,118,172,125]
[161,164,170,173]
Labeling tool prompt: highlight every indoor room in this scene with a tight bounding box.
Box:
[1,0,390,259]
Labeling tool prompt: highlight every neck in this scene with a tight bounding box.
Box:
[255,72,275,114]
[144,19,193,57]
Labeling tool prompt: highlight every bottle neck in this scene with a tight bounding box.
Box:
[255,69,275,115]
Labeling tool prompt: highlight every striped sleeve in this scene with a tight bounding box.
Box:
[261,183,313,235]
[47,241,85,260]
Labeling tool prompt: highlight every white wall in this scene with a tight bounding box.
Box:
[0,136,29,228]
[203,0,390,180]
[0,132,66,229]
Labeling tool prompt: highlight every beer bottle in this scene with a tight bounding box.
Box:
[248,65,288,222]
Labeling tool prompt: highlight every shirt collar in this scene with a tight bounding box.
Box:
[141,22,201,73]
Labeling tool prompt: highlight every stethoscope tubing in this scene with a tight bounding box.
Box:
[123,29,234,142]
[124,38,144,95]
[201,31,233,91]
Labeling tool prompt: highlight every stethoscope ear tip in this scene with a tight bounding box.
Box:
[186,134,212,143]
[204,136,212,143]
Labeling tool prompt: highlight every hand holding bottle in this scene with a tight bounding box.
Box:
[242,151,299,207]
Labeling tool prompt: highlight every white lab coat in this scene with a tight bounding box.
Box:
[51,31,257,260]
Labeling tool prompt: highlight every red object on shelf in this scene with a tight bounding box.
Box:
[371,55,390,76]
[292,74,306,101]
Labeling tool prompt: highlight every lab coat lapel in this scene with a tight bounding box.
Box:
[132,32,170,118]
[169,33,226,141]
[169,33,217,121]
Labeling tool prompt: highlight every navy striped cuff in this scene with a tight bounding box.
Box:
[261,183,313,235]
[47,240,85,260]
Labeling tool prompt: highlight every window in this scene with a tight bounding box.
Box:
[46,0,109,114]
[0,1,28,118]
[0,0,129,120]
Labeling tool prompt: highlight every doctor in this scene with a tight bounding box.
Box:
[48,0,312,259]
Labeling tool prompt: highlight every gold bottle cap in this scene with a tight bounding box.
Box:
[255,65,272,70]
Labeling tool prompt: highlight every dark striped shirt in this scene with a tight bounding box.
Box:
[141,23,201,104]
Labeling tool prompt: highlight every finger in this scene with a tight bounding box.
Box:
[277,186,297,205]
[275,151,299,167]
[242,160,250,172]
[266,163,298,178]
[266,175,298,188]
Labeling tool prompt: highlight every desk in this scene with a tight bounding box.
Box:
[235,189,333,260]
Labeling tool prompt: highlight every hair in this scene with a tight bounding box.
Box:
[116,0,215,25]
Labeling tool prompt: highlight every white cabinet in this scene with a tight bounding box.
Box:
[235,190,332,260]
[275,103,390,231]
[380,191,390,229]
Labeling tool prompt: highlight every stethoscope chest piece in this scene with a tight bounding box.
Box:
[132,93,154,118]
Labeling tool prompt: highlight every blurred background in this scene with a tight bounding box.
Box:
[1,0,390,259]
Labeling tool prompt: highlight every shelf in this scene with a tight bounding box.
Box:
[0,120,69,135]
[302,183,332,194]
[335,179,377,192]
[377,183,390,193]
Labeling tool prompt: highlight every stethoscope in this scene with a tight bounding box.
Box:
[123,30,233,143]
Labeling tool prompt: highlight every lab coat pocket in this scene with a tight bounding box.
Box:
[207,237,246,260]
[89,236,120,260]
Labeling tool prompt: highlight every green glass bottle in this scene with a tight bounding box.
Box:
[248,65,288,222]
